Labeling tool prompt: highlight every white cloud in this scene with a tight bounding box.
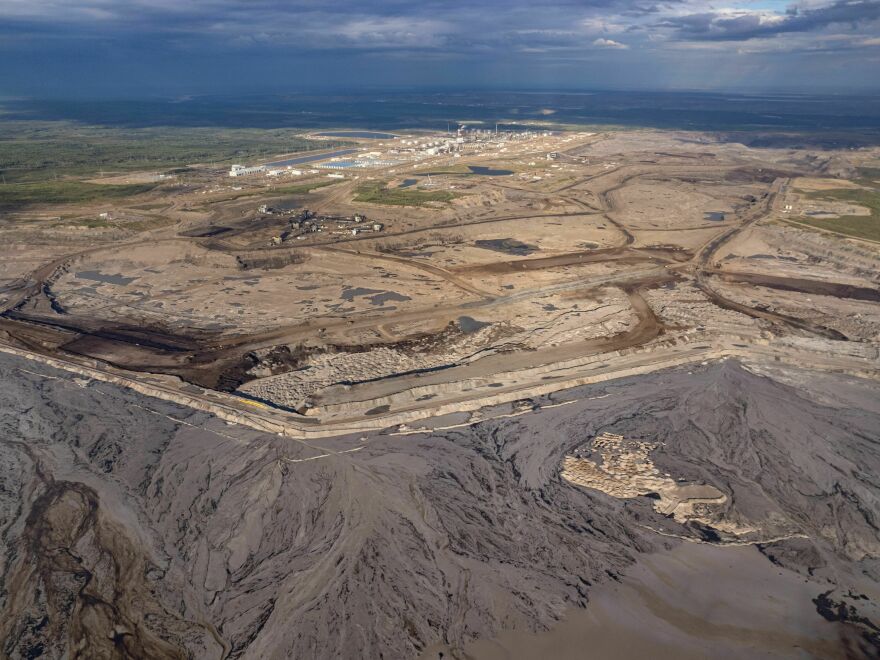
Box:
[592,38,629,49]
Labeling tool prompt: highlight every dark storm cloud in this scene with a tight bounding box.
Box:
[0,0,645,44]
[0,0,878,94]
[660,0,880,41]
[3,0,873,50]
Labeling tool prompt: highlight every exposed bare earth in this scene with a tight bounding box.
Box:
[1,354,879,659]
[1,128,879,658]
[2,131,878,430]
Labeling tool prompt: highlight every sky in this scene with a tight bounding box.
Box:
[1,0,878,97]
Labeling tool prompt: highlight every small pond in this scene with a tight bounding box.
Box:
[458,316,491,334]
[468,166,513,176]
[474,238,539,256]
[75,270,136,285]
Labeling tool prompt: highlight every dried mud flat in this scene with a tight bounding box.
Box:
[451,542,859,660]
[1,353,879,659]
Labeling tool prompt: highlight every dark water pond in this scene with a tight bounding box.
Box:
[474,238,539,256]
[76,270,136,285]
[370,291,411,306]
[317,131,397,139]
[704,211,726,221]
[458,316,491,333]
[468,166,513,176]
[341,287,411,306]
[341,287,383,301]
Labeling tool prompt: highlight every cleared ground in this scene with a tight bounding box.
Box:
[2,128,879,421]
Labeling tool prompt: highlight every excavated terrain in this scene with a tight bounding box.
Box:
[2,128,879,429]
[1,352,878,659]
[2,127,880,658]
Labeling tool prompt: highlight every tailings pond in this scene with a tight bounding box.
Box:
[264,149,358,168]
[316,131,397,139]
[467,166,513,176]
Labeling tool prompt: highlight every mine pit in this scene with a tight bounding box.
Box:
[2,118,880,658]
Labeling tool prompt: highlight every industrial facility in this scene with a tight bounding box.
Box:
[229,164,267,177]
